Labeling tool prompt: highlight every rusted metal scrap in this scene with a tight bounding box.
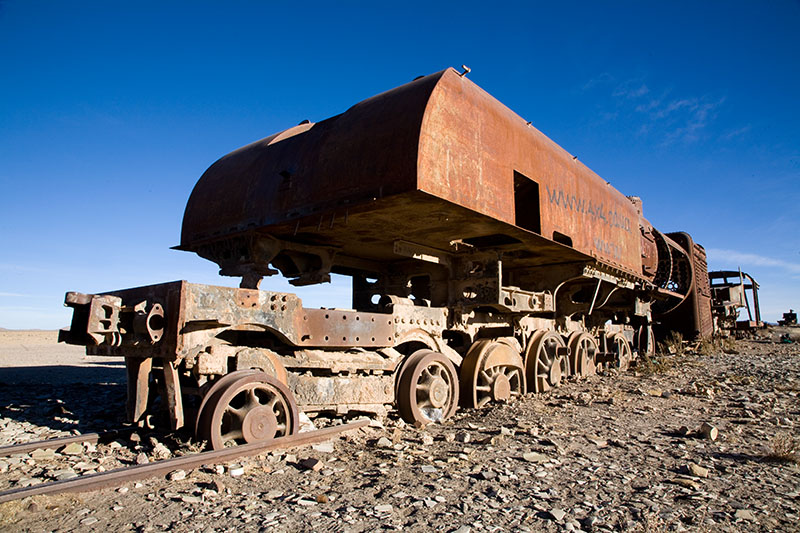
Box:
[777,309,796,326]
[60,67,718,440]
[709,270,763,332]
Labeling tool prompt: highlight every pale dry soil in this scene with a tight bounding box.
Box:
[0,329,798,532]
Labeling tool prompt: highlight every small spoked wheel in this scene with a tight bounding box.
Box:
[567,331,598,378]
[525,330,569,393]
[396,349,459,426]
[460,338,525,408]
[608,333,633,372]
[198,371,299,450]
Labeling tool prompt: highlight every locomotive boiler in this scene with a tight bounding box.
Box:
[60,67,712,448]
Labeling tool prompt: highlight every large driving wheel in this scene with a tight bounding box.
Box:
[460,338,525,408]
[567,331,598,378]
[198,371,299,450]
[525,330,569,393]
[396,349,459,425]
[608,333,633,372]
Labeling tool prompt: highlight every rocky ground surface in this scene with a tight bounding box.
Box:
[0,329,798,532]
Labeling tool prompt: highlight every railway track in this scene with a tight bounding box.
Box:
[0,428,137,458]
[0,419,367,504]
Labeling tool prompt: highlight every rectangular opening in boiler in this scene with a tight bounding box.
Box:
[552,231,573,247]
[513,171,541,234]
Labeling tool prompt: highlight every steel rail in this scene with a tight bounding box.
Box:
[0,428,136,458]
[0,419,367,504]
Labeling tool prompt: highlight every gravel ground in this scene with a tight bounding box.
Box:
[0,329,798,532]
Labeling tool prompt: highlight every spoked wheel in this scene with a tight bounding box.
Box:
[195,369,257,437]
[635,325,654,357]
[460,338,526,409]
[525,330,569,393]
[567,331,598,378]
[198,371,299,450]
[608,333,633,371]
[396,349,459,426]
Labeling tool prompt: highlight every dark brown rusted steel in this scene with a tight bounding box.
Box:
[709,270,763,331]
[58,67,722,436]
[126,357,151,424]
[396,350,459,425]
[607,332,633,371]
[0,420,367,504]
[198,372,299,450]
[195,369,257,437]
[459,338,525,408]
[177,69,645,282]
[525,331,569,393]
[567,331,598,378]
[163,360,184,430]
[654,232,714,339]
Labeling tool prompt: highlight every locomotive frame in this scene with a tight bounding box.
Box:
[60,67,713,448]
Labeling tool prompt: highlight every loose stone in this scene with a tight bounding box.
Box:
[61,442,84,455]
[167,469,186,481]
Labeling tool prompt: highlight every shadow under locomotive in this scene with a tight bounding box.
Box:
[0,367,127,436]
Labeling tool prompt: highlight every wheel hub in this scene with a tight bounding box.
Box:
[491,373,511,402]
[428,376,449,408]
[549,357,562,385]
[241,405,278,443]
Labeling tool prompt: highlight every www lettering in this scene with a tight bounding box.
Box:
[545,185,630,232]
[593,237,623,260]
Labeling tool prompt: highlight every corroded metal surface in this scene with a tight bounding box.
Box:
[655,232,714,339]
[459,338,525,409]
[57,67,719,438]
[567,331,598,378]
[65,282,394,355]
[197,372,299,450]
[524,330,569,393]
[289,373,394,413]
[709,270,763,331]
[176,68,655,288]
[396,349,459,425]
[418,69,642,270]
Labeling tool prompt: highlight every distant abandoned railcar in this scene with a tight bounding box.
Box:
[61,67,712,448]
[708,270,763,333]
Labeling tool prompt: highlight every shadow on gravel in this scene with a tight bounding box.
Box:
[0,365,128,436]
[0,363,125,386]
[711,450,766,464]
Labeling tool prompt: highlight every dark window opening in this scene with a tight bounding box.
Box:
[409,275,431,303]
[514,171,541,234]
[552,231,573,247]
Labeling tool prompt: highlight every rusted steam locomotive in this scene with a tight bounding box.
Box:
[60,67,713,449]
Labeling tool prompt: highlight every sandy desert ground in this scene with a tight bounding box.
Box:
[0,329,798,532]
[0,330,124,385]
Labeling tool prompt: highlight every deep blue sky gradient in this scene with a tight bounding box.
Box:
[1,1,798,328]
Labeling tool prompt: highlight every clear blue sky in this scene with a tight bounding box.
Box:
[1,1,798,329]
